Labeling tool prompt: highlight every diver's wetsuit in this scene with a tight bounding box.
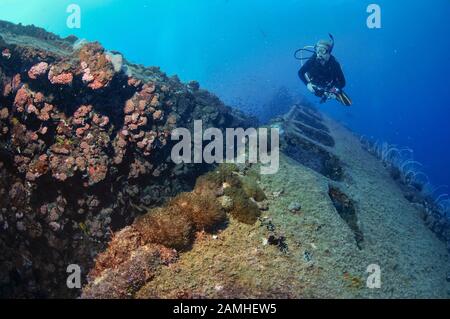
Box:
[298,54,346,97]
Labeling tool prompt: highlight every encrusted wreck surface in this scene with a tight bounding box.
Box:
[81,163,267,298]
[0,20,253,297]
[132,107,450,299]
[83,104,450,299]
[1,20,449,299]
[272,104,343,181]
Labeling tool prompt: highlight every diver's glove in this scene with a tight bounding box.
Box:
[307,82,315,93]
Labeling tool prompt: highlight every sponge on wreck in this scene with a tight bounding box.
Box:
[134,206,194,251]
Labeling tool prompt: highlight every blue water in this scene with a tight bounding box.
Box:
[1,0,449,188]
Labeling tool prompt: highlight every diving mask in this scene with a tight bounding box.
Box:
[316,46,328,55]
[315,45,330,62]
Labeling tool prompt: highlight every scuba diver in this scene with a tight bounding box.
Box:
[295,34,352,106]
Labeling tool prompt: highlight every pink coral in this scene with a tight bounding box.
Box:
[38,103,53,121]
[127,77,141,87]
[12,74,22,92]
[92,114,100,125]
[13,87,30,112]
[75,157,86,171]
[124,100,135,114]
[34,92,45,104]
[27,155,49,181]
[129,159,152,178]
[140,83,156,98]
[150,95,159,107]
[137,116,147,127]
[28,62,49,80]
[51,145,70,155]
[25,171,38,181]
[42,103,53,112]
[38,112,50,121]
[54,173,67,182]
[153,110,163,120]
[26,104,38,115]
[88,164,108,185]
[99,116,109,127]
[76,124,90,137]
[124,115,132,125]
[1,48,11,59]
[30,132,39,141]
[117,137,127,148]
[138,100,146,111]
[131,112,139,123]
[39,126,48,135]
[2,83,12,97]
[0,108,8,120]
[82,68,94,83]
[73,105,92,124]
[88,79,105,90]
[128,123,138,131]
[48,68,73,85]
[14,87,29,107]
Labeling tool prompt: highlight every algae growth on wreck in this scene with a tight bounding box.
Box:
[0,0,449,301]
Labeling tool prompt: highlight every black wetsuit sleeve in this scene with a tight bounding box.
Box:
[333,61,346,89]
[298,59,312,85]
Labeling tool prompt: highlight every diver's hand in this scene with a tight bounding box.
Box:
[330,87,340,94]
[324,92,335,100]
[307,83,315,93]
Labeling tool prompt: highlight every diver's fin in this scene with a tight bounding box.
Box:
[336,91,352,106]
